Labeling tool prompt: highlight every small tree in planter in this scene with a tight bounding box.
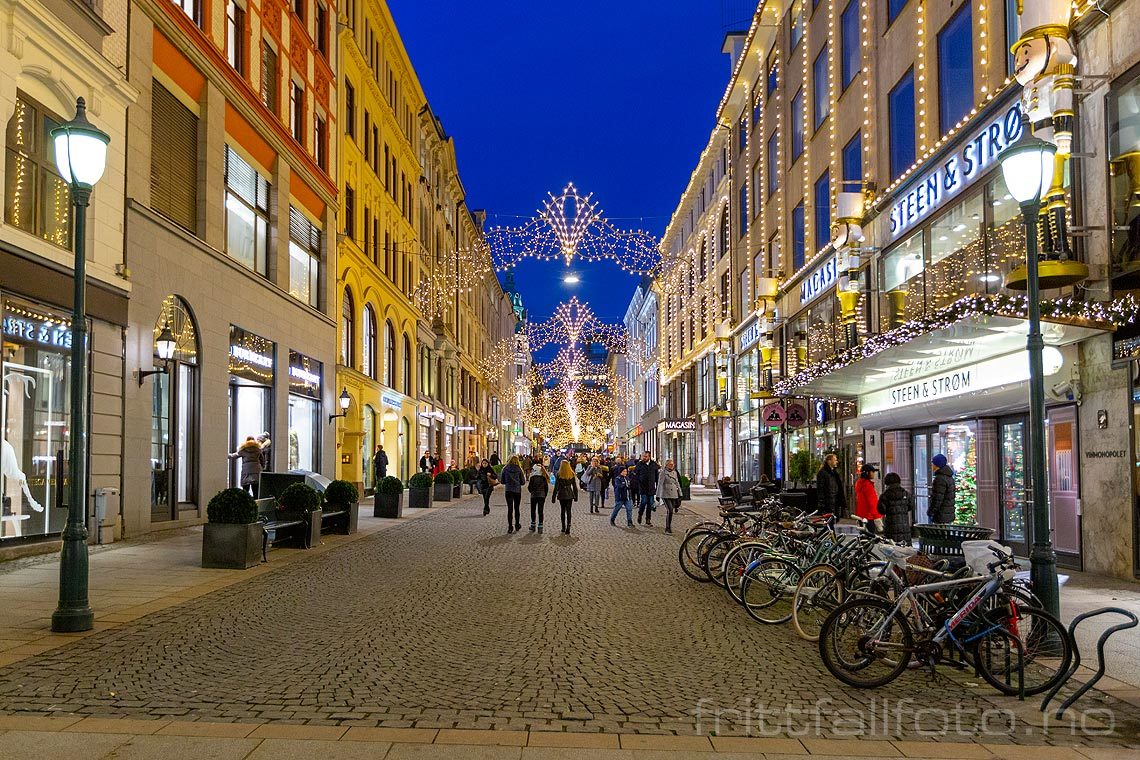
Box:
[408,472,434,509]
[324,479,360,534]
[678,475,692,501]
[375,476,405,518]
[202,488,261,569]
[433,471,453,502]
[278,482,322,548]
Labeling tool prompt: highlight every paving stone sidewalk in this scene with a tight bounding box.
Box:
[0,490,1136,748]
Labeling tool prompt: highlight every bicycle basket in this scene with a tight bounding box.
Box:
[962,540,1012,576]
[878,544,918,564]
[904,552,938,586]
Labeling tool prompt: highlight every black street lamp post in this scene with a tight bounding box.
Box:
[999,127,1061,618]
[50,97,110,634]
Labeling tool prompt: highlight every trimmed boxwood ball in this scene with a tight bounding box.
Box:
[278,482,321,514]
[377,475,404,494]
[408,472,433,489]
[206,488,258,524]
[324,479,359,506]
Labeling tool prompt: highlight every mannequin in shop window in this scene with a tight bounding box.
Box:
[2,377,44,538]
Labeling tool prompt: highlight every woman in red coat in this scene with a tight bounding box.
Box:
[854,463,882,534]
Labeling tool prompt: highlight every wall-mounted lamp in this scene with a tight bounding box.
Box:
[328,387,351,423]
[138,326,176,385]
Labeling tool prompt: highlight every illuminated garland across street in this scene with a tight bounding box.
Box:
[487,183,661,274]
[775,293,1140,397]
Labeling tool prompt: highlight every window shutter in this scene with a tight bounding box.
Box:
[150,82,198,232]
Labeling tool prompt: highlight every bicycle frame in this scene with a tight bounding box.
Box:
[866,570,1010,652]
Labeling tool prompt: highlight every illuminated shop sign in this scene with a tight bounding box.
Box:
[1,315,72,349]
[737,318,762,352]
[859,349,1062,416]
[287,350,322,399]
[661,419,696,433]
[799,256,838,306]
[381,390,403,409]
[888,101,1023,241]
[229,325,275,384]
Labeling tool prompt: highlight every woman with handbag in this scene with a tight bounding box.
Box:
[477,458,497,516]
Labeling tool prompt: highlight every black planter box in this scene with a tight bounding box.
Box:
[451,484,461,498]
[374,493,404,518]
[680,484,691,501]
[202,523,262,569]
[408,487,432,509]
[303,509,323,548]
[345,501,359,534]
[434,482,453,502]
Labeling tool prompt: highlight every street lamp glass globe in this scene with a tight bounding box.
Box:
[51,99,110,189]
[155,326,177,361]
[999,135,1056,206]
[338,388,351,411]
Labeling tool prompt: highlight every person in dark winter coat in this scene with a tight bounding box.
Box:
[928,454,956,523]
[634,452,660,526]
[499,455,525,533]
[526,462,549,532]
[816,454,847,517]
[489,452,501,467]
[373,445,389,481]
[879,472,913,544]
[552,460,579,535]
[477,459,496,516]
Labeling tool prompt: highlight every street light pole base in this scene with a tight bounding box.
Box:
[51,607,94,633]
[1029,541,1061,618]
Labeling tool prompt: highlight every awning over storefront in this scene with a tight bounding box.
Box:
[786,314,1106,400]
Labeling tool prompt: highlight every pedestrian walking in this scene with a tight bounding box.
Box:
[228,436,266,498]
[928,454,956,524]
[477,458,497,516]
[634,451,660,526]
[552,460,579,535]
[854,464,882,535]
[373,445,388,481]
[879,472,913,544]
[419,450,432,473]
[599,459,613,511]
[816,453,848,518]
[433,453,446,477]
[489,451,501,467]
[527,460,549,532]
[500,455,525,534]
[656,459,683,534]
[584,456,605,514]
[609,466,633,527]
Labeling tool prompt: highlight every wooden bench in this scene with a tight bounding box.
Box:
[257,498,307,561]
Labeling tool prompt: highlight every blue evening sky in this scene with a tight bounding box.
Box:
[388,1,733,333]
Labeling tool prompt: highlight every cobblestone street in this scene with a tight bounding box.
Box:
[0,493,1137,750]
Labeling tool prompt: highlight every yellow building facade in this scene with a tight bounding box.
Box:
[335,0,424,490]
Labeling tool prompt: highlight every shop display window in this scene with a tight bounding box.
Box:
[1,299,73,540]
[1109,64,1140,272]
[288,395,319,472]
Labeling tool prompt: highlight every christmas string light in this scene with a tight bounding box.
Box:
[775,293,1140,395]
[487,183,661,274]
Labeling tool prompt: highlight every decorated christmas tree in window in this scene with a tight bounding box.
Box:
[954,446,978,525]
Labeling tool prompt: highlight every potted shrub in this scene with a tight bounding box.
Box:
[679,475,692,501]
[374,475,405,518]
[324,479,359,534]
[278,482,322,549]
[450,469,462,498]
[408,472,434,509]
[433,471,453,502]
[202,488,261,569]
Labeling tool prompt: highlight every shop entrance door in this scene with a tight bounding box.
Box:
[1047,406,1080,565]
[911,428,936,523]
[229,382,271,490]
[150,362,198,521]
[999,416,1029,557]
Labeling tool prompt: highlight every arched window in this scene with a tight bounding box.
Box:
[402,334,411,395]
[362,305,377,379]
[341,288,355,368]
[384,320,396,387]
[152,295,200,516]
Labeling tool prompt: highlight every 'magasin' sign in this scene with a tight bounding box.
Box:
[888,102,1023,241]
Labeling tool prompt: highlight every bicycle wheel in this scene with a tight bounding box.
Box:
[703,535,736,587]
[972,605,1072,696]
[792,564,845,642]
[678,529,717,582]
[818,598,912,689]
[740,557,802,624]
[723,542,772,605]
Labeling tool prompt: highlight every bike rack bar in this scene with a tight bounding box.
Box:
[1040,607,1138,719]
